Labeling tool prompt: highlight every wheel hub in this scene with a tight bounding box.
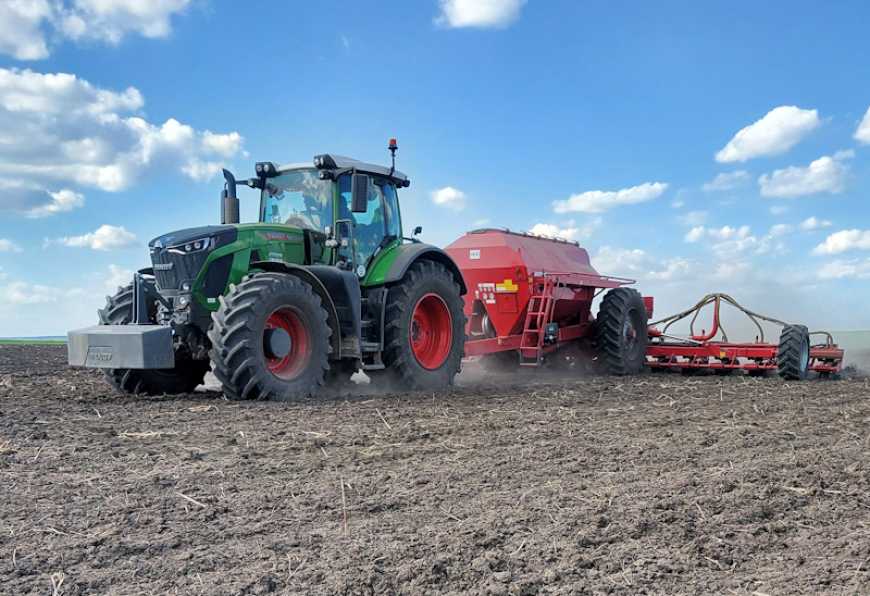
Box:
[264,307,311,380]
[264,328,291,359]
[409,293,453,370]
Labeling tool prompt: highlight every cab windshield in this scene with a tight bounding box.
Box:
[260,169,333,232]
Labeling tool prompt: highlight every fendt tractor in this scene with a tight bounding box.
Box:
[68,141,469,399]
[67,140,846,396]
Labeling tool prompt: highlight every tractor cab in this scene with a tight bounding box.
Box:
[254,157,408,279]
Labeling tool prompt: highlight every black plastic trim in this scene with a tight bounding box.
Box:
[383,244,467,294]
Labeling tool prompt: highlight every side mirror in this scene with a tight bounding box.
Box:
[414,226,423,236]
[351,173,369,213]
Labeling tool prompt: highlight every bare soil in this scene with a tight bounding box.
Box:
[1,345,869,595]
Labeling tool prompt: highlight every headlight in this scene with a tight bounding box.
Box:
[168,237,213,254]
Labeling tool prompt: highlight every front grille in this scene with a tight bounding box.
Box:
[150,248,209,291]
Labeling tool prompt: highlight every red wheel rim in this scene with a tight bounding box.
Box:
[410,293,453,370]
[264,307,311,380]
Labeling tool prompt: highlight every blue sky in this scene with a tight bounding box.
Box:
[1,0,870,336]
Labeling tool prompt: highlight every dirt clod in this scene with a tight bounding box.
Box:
[1,345,869,595]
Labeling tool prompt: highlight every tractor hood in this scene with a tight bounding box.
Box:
[148,225,238,251]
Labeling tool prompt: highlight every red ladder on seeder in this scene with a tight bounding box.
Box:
[519,276,557,366]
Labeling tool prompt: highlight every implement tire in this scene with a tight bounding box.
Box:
[208,273,330,401]
[99,284,209,396]
[381,261,465,390]
[596,287,648,375]
[777,324,810,381]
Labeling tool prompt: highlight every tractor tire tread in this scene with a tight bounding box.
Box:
[208,272,331,401]
[381,261,465,390]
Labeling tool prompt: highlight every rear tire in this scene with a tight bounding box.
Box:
[381,261,465,390]
[99,284,209,396]
[777,324,810,380]
[595,287,648,375]
[208,273,331,400]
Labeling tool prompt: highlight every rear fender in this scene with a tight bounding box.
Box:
[382,244,467,294]
[249,261,344,359]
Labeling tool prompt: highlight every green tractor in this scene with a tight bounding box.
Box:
[68,141,467,400]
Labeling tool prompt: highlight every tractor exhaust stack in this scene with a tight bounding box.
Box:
[221,168,240,224]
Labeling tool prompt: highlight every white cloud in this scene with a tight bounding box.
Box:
[53,224,137,251]
[529,217,601,241]
[769,205,789,216]
[0,0,191,60]
[769,223,792,237]
[812,229,870,256]
[715,106,820,163]
[530,222,575,240]
[0,238,22,253]
[435,0,525,29]
[200,130,243,157]
[670,199,685,209]
[854,106,870,145]
[685,226,705,243]
[648,258,693,282]
[685,225,752,243]
[592,246,693,282]
[711,261,752,281]
[758,151,852,198]
[105,264,133,291]
[0,68,244,212]
[817,258,870,280]
[0,281,59,304]
[553,182,668,214]
[677,210,707,226]
[683,224,785,257]
[800,216,832,231]
[61,0,191,44]
[0,181,87,218]
[26,189,85,218]
[431,186,466,211]
[702,170,749,192]
[0,0,54,60]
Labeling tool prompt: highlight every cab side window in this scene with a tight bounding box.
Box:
[338,174,387,268]
[381,182,402,240]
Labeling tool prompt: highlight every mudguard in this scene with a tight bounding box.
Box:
[383,244,467,294]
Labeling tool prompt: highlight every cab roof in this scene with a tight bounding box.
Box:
[277,154,410,186]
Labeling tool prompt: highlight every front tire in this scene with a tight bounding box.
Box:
[99,284,209,396]
[382,261,465,390]
[777,324,810,380]
[595,287,648,375]
[208,273,331,401]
